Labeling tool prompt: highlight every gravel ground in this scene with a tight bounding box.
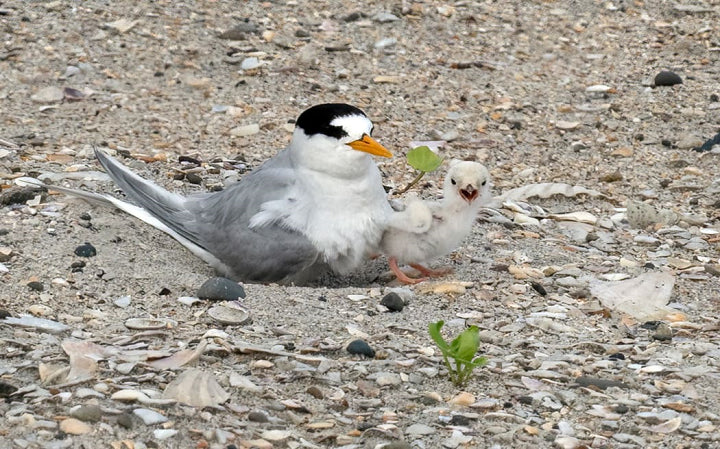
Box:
[1,1,720,448]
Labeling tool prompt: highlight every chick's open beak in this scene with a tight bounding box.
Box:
[460,186,479,203]
[348,134,392,158]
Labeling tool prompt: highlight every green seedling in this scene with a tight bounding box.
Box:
[395,145,444,195]
[428,320,487,386]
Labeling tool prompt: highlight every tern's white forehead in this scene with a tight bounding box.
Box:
[330,114,373,141]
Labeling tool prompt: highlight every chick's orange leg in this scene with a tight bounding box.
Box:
[389,257,427,284]
[410,263,454,278]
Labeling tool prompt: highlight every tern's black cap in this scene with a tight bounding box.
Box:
[295,103,367,139]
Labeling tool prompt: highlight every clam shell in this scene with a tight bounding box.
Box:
[163,368,230,407]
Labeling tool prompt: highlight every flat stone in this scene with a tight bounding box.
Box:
[59,418,92,435]
[197,277,246,301]
[133,408,168,425]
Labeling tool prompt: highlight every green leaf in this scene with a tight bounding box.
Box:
[454,326,480,363]
[428,320,450,353]
[407,146,443,173]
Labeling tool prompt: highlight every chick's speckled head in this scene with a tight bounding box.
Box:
[444,161,491,204]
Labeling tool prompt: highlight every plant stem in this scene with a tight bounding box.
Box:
[395,171,426,195]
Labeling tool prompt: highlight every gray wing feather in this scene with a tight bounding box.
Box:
[94,149,322,283]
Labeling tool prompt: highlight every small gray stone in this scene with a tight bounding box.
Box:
[116,412,133,429]
[219,22,257,40]
[247,411,269,422]
[71,405,102,423]
[374,12,400,23]
[133,408,168,425]
[197,277,246,301]
[406,423,435,436]
[652,322,673,341]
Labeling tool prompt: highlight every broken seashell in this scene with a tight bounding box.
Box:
[124,317,178,330]
[162,368,230,407]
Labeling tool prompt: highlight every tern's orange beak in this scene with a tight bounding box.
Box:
[347,134,392,158]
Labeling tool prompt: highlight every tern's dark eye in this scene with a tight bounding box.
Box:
[481,180,487,186]
[451,178,456,185]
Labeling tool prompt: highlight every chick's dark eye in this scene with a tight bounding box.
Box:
[451,179,456,185]
[481,180,487,186]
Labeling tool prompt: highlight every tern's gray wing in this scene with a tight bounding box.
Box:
[95,149,324,283]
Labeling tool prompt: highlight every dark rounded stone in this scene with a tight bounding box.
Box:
[380,292,404,312]
[654,70,682,87]
[0,309,10,319]
[711,94,719,102]
[186,173,203,185]
[449,414,473,426]
[0,381,18,397]
[530,281,547,296]
[197,277,246,301]
[346,339,375,358]
[74,243,97,257]
[27,281,44,292]
[79,212,92,221]
[517,395,533,405]
[247,411,269,423]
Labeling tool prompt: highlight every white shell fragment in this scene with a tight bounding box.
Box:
[162,368,230,407]
[589,272,676,320]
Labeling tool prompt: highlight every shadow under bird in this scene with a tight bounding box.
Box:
[39,104,394,284]
[381,160,491,284]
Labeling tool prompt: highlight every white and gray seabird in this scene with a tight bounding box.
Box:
[381,160,491,284]
[44,104,394,284]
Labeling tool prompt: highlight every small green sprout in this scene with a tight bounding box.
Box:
[396,146,443,195]
[428,320,487,386]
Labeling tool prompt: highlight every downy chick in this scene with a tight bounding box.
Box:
[381,161,491,284]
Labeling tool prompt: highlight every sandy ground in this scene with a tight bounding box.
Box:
[1,1,720,448]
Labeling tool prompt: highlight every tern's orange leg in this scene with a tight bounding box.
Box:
[409,263,454,278]
[389,257,427,285]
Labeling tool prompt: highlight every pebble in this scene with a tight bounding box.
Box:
[133,408,168,425]
[380,292,404,312]
[26,280,44,292]
[374,37,397,49]
[114,295,131,308]
[59,418,92,435]
[116,413,133,429]
[31,86,64,103]
[240,57,261,70]
[196,277,246,301]
[374,12,399,22]
[231,123,260,137]
[153,429,178,440]
[219,22,257,40]
[653,322,673,341]
[74,242,97,257]
[177,296,201,306]
[406,423,435,436]
[346,339,375,358]
[248,411,269,423]
[70,405,102,423]
[2,314,69,333]
[375,372,402,387]
[654,70,683,86]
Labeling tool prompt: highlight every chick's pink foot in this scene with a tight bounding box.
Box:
[409,263,454,278]
[389,257,427,285]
